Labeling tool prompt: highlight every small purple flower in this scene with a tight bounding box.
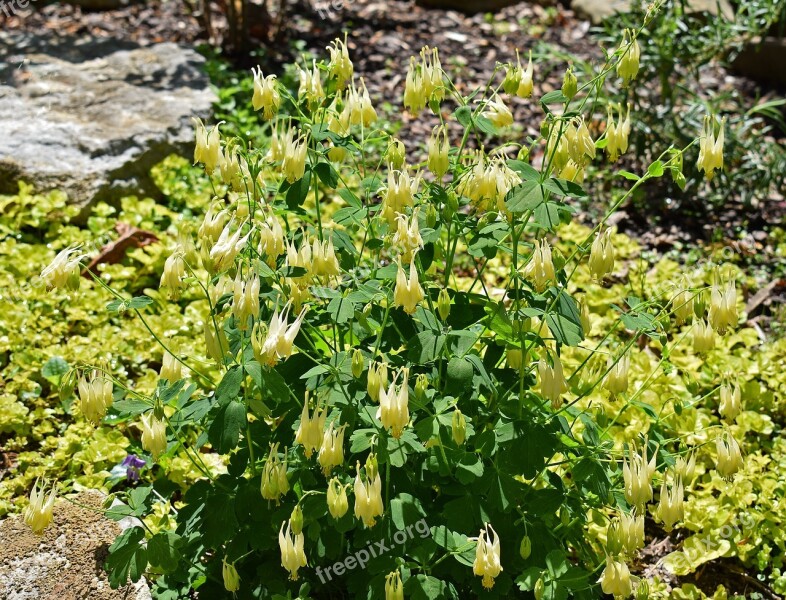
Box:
[121,454,146,482]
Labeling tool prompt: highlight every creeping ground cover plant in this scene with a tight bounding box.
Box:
[21,3,785,598]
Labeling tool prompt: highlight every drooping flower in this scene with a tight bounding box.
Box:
[657,471,684,532]
[252,68,280,119]
[317,421,346,475]
[140,413,167,460]
[327,477,349,519]
[599,557,632,599]
[77,369,114,424]
[525,239,556,293]
[427,124,450,178]
[40,246,85,291]
[222,558,241,593]
[473,523,502,590]
[279,519,307,580]
[716,429,743,479]
[385,570,404,600]
[377,368,410,438]
[622,440,657,509]
[261,443,289,504]
[252,302,307,366]
[617,29,640,86]
[393,259,425,315]
[354,459,383,527]
[719,379,742,422]
[24,479,56,535]
[589,228,615,281]
[326,36,353,89]
[294,395,328,459]
[538,354,569,409]
[697,114,725,181]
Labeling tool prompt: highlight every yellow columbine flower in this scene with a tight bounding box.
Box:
[251,68,280,119]
[24,479,56,535]
[697,114,725,181]
[278,519,307,580]
[473,523,502,590]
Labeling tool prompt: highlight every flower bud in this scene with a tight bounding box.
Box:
[437,288,451,321]
[427,124,450,178]
[425,204,438,228]
[519,535,531,560]
[561,67,577,100]
[386,138,406,170]
[443,191,459,221]
[327,477,349,519]
[415,373,429,402]
[140,413,167,460]
[534,577,545,600]
[637,578,651,600]
[606,519,624,556]
[222,558,241,593]
[352,349,365,379]
[290,504,304,535]
[24,479,56,535]
[451,408,467,445]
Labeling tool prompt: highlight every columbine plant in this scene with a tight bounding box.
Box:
[34,3,746,597]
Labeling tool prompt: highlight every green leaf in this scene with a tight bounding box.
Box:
[456,452,484,484]
[540,90,568,106]
[454,106,472,128]
[216,367,243,403]
[147,531,182,573]
[208,399,246,453]
[42,356,69,383]
[390,492,427,531]
[105,526,147,588]
[407,331,447,364]
[285,171,311,209]
[534,200,562,231]
[128,296,153,309]
[506,180,544,213]
[314,161,339,188]
[647,160,665,177]
[617,170,640,181]
[407,575,448,600]
[546,291,584,347]
[327,296,356,324]
[507,160,540,181]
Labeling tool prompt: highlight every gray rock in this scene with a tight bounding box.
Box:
[0,33,216,215]
[571,0,733,24]
[415,0,524,12]
[0,490,151,600]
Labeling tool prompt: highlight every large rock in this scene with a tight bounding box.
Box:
[0,490,151,600]
[0,33,215,213]
[571,0,733,24]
